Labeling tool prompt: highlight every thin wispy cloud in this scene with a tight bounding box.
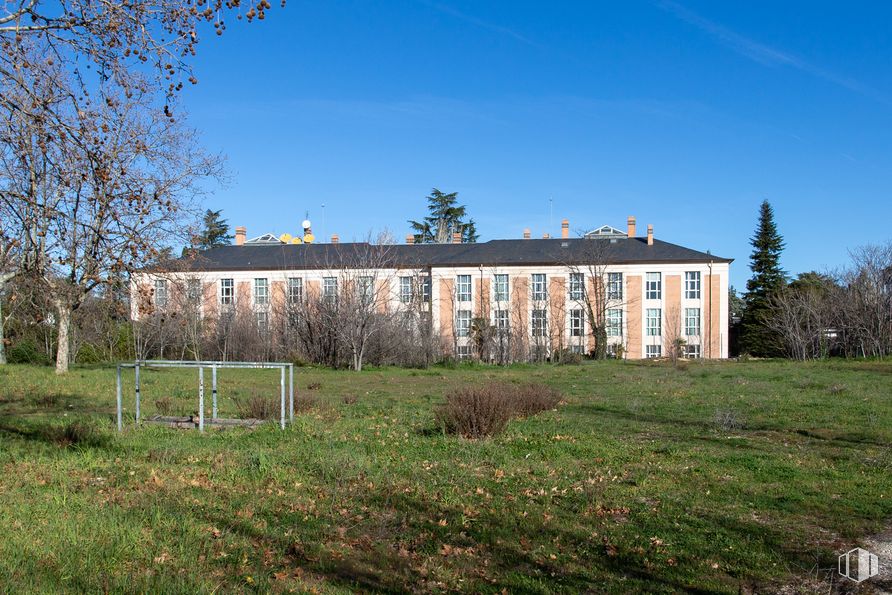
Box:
[657,0,883,102]
[417,0,542,48]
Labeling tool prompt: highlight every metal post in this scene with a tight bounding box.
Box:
[280,366,286,430]
[288,364,294,423]
[135,363,141,424]
[198,366,205,432]
[116,365,123,432]
[212,364,218,420]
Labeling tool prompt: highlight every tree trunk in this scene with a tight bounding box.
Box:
[54,300,72,374]
[0,272,14,365]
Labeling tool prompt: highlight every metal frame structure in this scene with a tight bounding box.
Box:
[116,360,295,432]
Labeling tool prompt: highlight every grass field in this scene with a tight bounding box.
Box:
[0,359,890,593]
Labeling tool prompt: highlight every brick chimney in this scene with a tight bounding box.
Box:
[647,224,654,246]
[627,216,636,238]
[561,219,569,239]
[523,228,531,239]
[406,234,415,245]
[235,226,246,246]
[542,233,551,239]
[331,234,339,244]
[452,231,462,244]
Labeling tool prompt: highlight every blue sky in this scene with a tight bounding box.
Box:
[182,0,892,289]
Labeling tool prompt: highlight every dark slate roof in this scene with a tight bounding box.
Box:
[155,237,731,273]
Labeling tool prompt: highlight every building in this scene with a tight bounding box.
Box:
[131,216,732,360]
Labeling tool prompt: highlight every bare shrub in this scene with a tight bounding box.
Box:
[436,382,562,438]
[295,395,318,413]
[234,395,278,420]
[155,397,173,415]
[35,394,61,408]
[306,382,322,391]
[342,395,358,405]
[55,420,110,448]
[713,408,746,432]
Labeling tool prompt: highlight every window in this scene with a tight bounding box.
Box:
[570,344,585,354]
[685,271,701,299]
[646,272,661,300]
[607,272,623,300]
[646,344,662,359]
[256,311,269,335]
[569,273,584,301]
[570,309,585,337]
[399,276,412,303]
[685,307,701,337]
[323,277,338,300]
[646,308,661,336]
[456,310,471,337]
[456,275,471,302]
[607,308,623,337]
[220,278,234,305]
[254,278,269,306]
[493,274,509,302]
[456,345,472,359]
[684,344,701,359]
[358,276,374,305]
[288,278,303,304]
[495,309,509,330]
[187,279,201,302]
[532,309,547,337]
[154,279,168,308]
[531,274,547,301]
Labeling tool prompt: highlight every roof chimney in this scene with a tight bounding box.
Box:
[561,219,569,239]
[452,231,462,244]
[627,216,636,239]
[647,224,654,246]
[235,226,246,246]
[542,232,551,239]
[523,228,531,239]
[406,234,415,245]
[331,234,339,244]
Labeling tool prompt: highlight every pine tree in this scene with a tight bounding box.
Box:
[192,209,232,250]
[740,200,786,356]
[408,189,477,244]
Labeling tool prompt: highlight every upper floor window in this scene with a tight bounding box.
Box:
[154,279,168,308]
[456,275,472,302]
[685,307,701,337]
[456,310,471,337]
[685,271,701,300]
[570,308,585,337]
[254,278,269,306]
[288,278,303,304]
[532,309,548,337]
[569,273,584,301]
[607,308,623,337]
[358,276,374,305]
[186,279,201,302]
[607,272,623,300]
[646,272,661,300]
[646,308,662,336]
[531,274,547,301]
[323,277,338,300]
[220,278,234,305]
[495,309,509,330]
[493,274,509,302]
[399,276,412,303]
[420,275,432,302]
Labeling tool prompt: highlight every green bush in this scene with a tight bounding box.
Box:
[7,339,52,365]
[75,343,104,365]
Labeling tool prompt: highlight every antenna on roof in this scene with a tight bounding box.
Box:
[548,196,553,232]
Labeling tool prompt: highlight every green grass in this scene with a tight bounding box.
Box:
[0,359,890,593]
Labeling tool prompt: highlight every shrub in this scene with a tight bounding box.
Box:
[436,382,562,439]
[342,395,358,405]
[7,340,52,365]
[155,397,173,416]
[295,395,318,413]
[553,349,584,365]
[234,395,278,420]
[75,343,104,365]
[56,420,110,448]
[306,381,322,391]
[35,393,61,408]
[713,408,746,432]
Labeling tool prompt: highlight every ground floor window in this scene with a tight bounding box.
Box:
[683,344,701,358]
[607,308,623,337]
[456,345,472,359]
[456,310,471,337]
[256,311,269,335]
[532,309,547,337]
[645,344,662,358]
[570,309,584,337]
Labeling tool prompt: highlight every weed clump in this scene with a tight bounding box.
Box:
[155,397,173,416]
[713,408,746,432]
[436,382,562,439]
[234,395,278,420]
[56,420,110,448]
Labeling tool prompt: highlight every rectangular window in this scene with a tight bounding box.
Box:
[607,272,623,300]
[685,271,701,299]
[569,273,584,301]
[607,308,623,337]
[358,276,374,304]
[399,276,412,303]
[256,311,269,335]
[288,278,303,304]
[646,308,661,336]
[684,344,701,359]
[685,307,701,337]
[220,278,234,305]
[646,344,662,359]
[254,278,269,306]
[456,275,472,302]
[421,275,432,302]
[570,309,585,337]
[531,274,547,301]
[456,310,471,337]
[570,344,585,354]
[186,279,201,302]
[495,309,509,330]
[323,277,338,300]
[493,274,509,302]
[532,309,547,337]
[646,272,661,300]
[154,279,168,308]
[456,345,472,359]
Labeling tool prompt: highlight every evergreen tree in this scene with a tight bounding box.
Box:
[192,209,232,250]
[740,200,787,356]
[408,189,477,244]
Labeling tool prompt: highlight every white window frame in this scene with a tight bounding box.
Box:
[493,274,509,302]
[323,277,338,300]
[399,276,413,303]
[220,278,234,306]
[607,308,623,337]
[456,275,472,302]
[358,276,374,305]
[531,274,547,302]
[570,308,584,337]
[256,310,269,334]
[288,278,303,304]
[186,279,201,302]
[646,344,662,359]
[532,308,547,337]
[456,309,472,337]
[495,309,509,330]
[646,272,661,300]
[154,279,168,308]
[684,344,701,359]
[569,273,584,301]
[685,271,701,300]
[607,272,623,301]
[685,307,701,337]
[254,278,269,306]
[646,308,661,337]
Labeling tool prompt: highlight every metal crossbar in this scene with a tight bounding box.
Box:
[115,360,295,432]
